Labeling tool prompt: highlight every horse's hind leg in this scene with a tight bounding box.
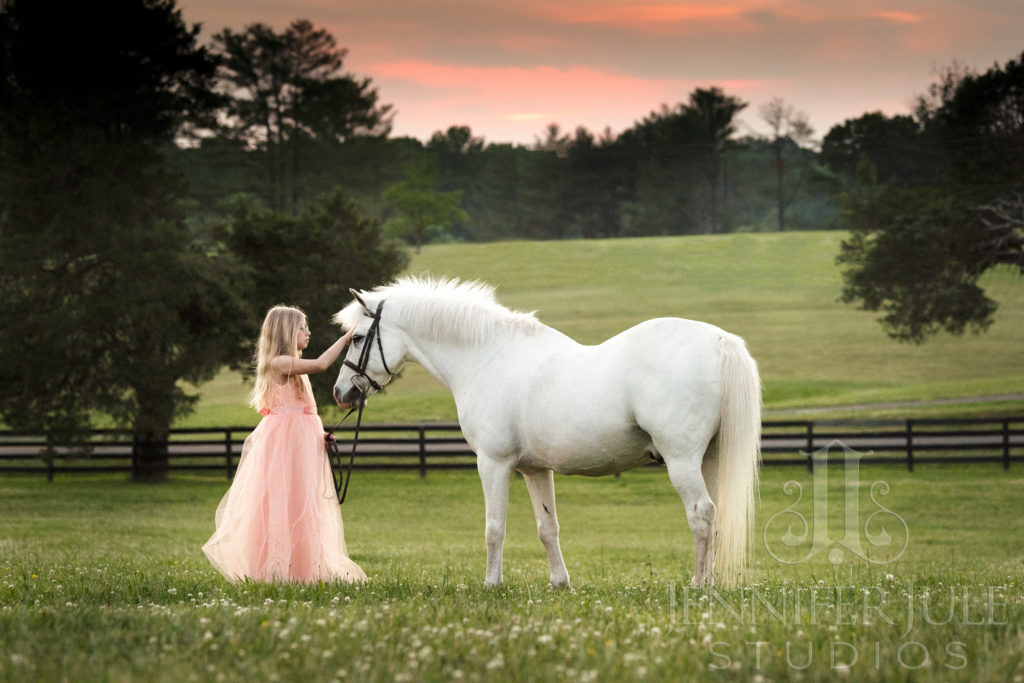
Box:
[477,455,514,587]
[521,469,570,589]
[702,434,720,507]
[664,448,717,587]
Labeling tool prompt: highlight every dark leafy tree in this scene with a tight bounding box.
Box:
[687,87,748,233]
[820,112,931,186]
[533,123,572,158]
[223,191,408,409]
[0,0,251,479]
[426,126,484,239]
[621,88,746,235]
[429,126,486,169]
[211,20,393,213]
[837,52,1024,341]
[562,127,625,238]
[837,176,998,342]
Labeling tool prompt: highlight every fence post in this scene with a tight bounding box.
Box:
[906,419,914,472]
[806,422,815,473]
[131,432,139,478]
[225,429,233,480]
[1003,419,1011,471]
[46,433,54,482]
[418,427,427,478]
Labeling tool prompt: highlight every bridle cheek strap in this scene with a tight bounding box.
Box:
[342,301,392,391]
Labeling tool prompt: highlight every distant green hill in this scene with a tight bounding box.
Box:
[182,232,1024,426]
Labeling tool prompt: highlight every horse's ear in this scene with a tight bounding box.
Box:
[349,288,372,315]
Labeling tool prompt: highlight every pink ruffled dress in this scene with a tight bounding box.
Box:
[202,376,366,583]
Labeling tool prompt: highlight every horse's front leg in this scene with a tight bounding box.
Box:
[521,468,570,589]
[477,455,514,587]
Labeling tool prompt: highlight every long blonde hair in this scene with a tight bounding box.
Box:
[249,305,309,411]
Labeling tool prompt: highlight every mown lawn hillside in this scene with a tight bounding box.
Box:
[181,232,1024,426]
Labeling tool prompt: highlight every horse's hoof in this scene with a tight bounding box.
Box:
[550,571,571,589]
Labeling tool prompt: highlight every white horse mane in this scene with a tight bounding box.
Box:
[335,275,540,345]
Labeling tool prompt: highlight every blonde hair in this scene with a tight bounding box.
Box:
[249,305,309,411]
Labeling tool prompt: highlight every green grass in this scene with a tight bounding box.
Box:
[176,232,1024,428]
[2,464,1023,681]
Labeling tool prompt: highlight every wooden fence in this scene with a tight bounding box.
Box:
[1,417,1022,480]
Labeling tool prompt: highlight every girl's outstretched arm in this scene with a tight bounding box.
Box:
[270,330,353,380]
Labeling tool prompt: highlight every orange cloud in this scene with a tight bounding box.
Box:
[873,10,924,24]
[371,60,769,98]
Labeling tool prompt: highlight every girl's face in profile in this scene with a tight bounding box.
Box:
[297,320,310,352]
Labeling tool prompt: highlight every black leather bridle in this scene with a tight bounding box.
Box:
[329,301,393,504]
[342,301,393,392]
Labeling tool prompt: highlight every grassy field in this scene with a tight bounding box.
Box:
[178,231,1024,428]
[2,464,1023,681]
[5,232,1022,681]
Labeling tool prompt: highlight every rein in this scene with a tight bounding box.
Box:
[327,301,392,505]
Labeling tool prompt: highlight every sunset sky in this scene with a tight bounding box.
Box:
[181,1,1024,145]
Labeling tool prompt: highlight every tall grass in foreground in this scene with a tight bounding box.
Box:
[2,464,1023,681]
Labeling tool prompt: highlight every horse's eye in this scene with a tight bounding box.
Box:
[352,335,365,344]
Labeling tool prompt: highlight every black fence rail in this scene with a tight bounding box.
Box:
[761,417,1024,471]
[1,418,1022,479]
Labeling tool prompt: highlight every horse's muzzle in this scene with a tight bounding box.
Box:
[334,384,364,410]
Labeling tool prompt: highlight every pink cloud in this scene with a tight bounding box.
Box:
[371,60,769,103]
[370,60,776,141]
[541,4,745,24]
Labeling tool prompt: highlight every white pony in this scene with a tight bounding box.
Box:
[333,276,761,588]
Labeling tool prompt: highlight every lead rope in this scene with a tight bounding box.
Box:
[328,300,390,505]
[327,402,360,505]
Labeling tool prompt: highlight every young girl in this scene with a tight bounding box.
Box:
[203,305,366,583]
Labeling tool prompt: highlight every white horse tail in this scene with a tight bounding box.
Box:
[713,332,762,588]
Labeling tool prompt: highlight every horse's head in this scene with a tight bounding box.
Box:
[332,288,404,409]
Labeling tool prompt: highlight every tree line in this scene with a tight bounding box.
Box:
[174,28,832,240]
[1,0,1021,480]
